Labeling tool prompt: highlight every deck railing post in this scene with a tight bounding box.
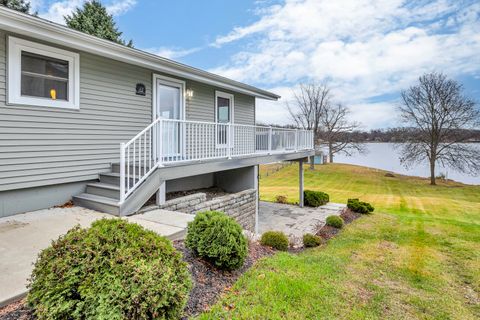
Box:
[227,123,232,159]
[158,119,163,167]
[119,142,126,204]
[268,126,273,154]
[295,129,298,152]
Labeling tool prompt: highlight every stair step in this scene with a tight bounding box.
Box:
[73,193,120,215]
[111,163,152,173]
[99,172,141,185]
[86,182,120,199]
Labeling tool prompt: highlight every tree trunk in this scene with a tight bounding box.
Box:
[329,142,334,163]
[429,159,436,185]
[309,155,315,170]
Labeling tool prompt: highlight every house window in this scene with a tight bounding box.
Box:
[215,91,234,147]
[8,37,80,109]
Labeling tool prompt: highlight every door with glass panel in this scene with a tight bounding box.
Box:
[155,78,184,161]
[216,92,233,148]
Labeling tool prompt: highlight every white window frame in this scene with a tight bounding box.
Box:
[7,36,80,109]
[215,90,234,148]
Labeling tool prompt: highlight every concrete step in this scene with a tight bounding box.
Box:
[86,182,120,200]
[72,193,120,215]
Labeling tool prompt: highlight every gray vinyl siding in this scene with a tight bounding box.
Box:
[0,31,152,191]
[185,80,255,125]
[0,31,256,192]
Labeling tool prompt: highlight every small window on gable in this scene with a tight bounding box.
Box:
[8,37,80,109]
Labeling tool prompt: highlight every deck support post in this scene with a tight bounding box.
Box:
[156,180,166,206]
[254,165,259,235]
[299,159,304,207]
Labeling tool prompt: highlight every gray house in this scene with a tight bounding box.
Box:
[0,7,314,231]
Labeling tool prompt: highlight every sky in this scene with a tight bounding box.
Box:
[29,0,480,130]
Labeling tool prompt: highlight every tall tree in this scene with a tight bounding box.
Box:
[317,103,364,163]
[0,0,34,14]
[398,72,480,185]
[287,82,331,169]
[65,0,133,47]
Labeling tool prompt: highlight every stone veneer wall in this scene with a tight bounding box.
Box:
[142,189,257,232]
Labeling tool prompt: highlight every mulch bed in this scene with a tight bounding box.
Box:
[316,208,362,241]
[0,241,273,320]
[174,241,274,318]
[0,299,33,320]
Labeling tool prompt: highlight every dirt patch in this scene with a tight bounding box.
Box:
[0,241,273,320]
[54,200,74,208]
[175,241,273,318]
[340,208,362,223]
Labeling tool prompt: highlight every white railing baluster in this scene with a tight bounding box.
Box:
[119,118,313,203]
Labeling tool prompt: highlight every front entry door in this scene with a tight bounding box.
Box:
[155,76,184,160]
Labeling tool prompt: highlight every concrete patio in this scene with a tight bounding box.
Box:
[0,206,193,307]
[258,201,346,246]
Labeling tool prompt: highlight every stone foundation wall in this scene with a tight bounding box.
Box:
[141,189,257,232]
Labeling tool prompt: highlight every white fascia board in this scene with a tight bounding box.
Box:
[0,7,280,101]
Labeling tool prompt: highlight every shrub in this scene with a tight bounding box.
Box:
[303,233,322,247]
[275,195,288,204]
[347,198,375,214]
[260,231,289,251]
[326,215,344,228]
[304,190,329,207]
[27,219,191,320]
[186,211,248,270]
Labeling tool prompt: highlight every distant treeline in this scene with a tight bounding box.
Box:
[348,128,480,143]
[258,122,480,143]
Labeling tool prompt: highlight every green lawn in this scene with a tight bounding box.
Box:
[198,163,480,319]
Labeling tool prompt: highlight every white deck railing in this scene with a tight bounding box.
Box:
[119,119,314,203]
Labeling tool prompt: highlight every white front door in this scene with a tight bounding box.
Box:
[154,76,185,160]
[215,91,234,147]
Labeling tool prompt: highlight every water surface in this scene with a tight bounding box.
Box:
[332,143,480,185]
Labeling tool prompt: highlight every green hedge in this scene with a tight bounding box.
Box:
[28,219,191,320]
[186,211,248,270]
[303,233,322,247]
[326,215,344,228]
[304,190,329,207]
[347,198,375,214]
[260,231,289,251]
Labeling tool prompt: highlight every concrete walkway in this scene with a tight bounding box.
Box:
[258,201,346,246]
[0,206,193,307]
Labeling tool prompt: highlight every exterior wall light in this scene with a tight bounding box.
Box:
[186,89,194,99]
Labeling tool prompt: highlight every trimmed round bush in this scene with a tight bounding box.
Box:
[303,233,322,247]
[275,195,288,204]
[304,190,329,207]
[326,215,344,228]
[347,198,375,214]
[186,211,248,270]
[27,219,191,320]
[260,231,289,251]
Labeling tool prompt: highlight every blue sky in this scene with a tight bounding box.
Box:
[31,0,480,129]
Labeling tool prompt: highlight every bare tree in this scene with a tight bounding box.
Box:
[287,82,331,169]
[318,103,365,162]
[398,72,480,185]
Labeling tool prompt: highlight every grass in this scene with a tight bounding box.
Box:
[198,163,480,319]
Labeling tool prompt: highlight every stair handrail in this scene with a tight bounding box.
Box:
[119,117,163,204]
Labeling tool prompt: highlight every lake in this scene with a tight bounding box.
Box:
[331,143,480,185]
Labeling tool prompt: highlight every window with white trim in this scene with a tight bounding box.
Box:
[8,37,80,109]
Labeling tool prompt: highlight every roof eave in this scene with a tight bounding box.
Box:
[0,7,280,101]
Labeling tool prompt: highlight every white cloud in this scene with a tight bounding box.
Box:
[38,0,136,24]
[210,0,480,128]
[106,0,136,16]
[146,47,201,60]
